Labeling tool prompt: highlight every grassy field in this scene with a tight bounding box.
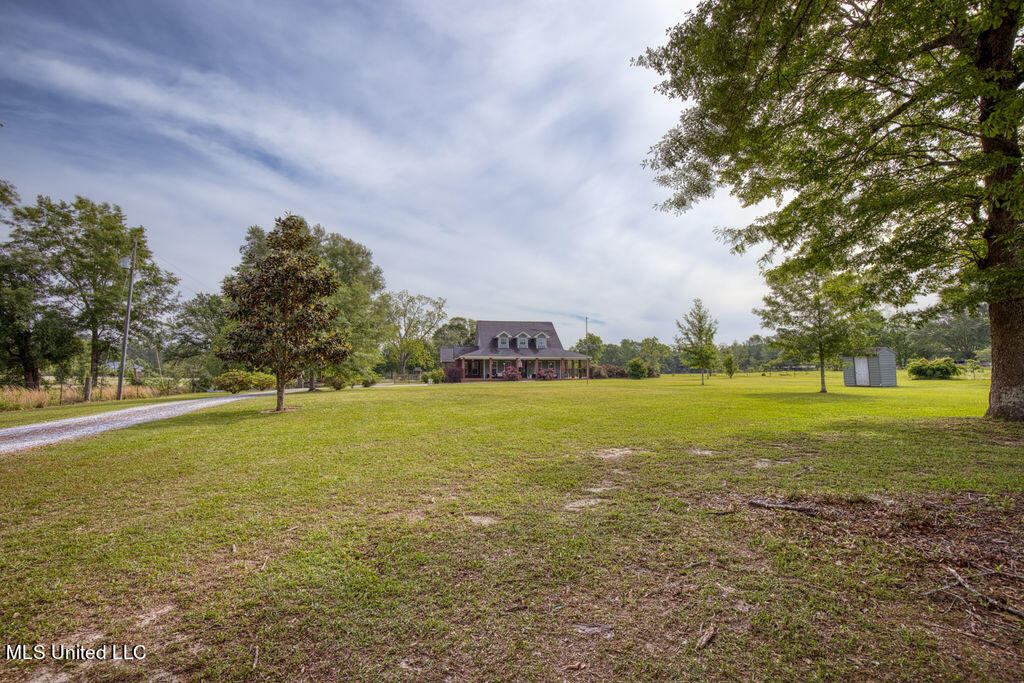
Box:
[0,372,1021,680]
[0,391,229,430]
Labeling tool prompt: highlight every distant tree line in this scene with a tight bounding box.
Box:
[0,180,459,407]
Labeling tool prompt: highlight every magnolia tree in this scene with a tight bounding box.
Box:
[639,0,1024,419]
[219,215,350,412]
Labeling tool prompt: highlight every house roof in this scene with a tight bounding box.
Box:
[439,320,590,361]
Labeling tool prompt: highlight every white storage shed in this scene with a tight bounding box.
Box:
[842,347,898,387]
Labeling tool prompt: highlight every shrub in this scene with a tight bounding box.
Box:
[213,370,255,393]
[443,365,464,383]
[501,366,521,381]
[646,365,660,378]
[250,372,277,390]
[907,357,961,380]
[627,357,648,379]
[537,367,558,380]
[600,364,629,378]
[193,372,214,392]
[325,375,348,390]
[362,374,379,387]
[589,365,608,379]
[422,369,445,384]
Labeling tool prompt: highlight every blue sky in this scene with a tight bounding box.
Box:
[0,0,770,346]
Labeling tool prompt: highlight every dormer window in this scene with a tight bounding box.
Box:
[516,333,529,349]
[497,333,510,349]
[535,333,548,349]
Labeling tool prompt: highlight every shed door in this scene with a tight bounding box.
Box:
[854,356,870,386]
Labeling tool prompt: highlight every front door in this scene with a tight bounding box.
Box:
[854,356,870,386]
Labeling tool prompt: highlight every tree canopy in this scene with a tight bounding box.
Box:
[675,299,719,384]
[8,195,178,397]
[383,290,447,376]
[639,0,1024,418]
[219,215,350,411]
[755,270,869,392]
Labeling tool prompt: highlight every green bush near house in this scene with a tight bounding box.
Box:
[907,357,961,380]
[626,357,648,379]
[212,370,257,394]
[250,372,277,390]
[212,370,277,393]
[422,369,445,384]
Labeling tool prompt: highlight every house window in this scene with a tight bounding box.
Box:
[498,334,509,349]
[536,336,547,349]
[517,335,529,349]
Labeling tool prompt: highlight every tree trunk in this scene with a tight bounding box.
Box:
[986,298,1024,419]
[977,10,1024,420]
[22,366,40,390]
[818,345,827,393]
[276,376,285,412]
[89,330,101,395]
[18,346,40,390]
[307,366,317,392]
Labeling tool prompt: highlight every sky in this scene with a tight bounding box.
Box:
[0,0,772,347]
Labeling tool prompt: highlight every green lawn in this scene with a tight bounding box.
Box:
[1,372,1021,680]
[0,391,229,429]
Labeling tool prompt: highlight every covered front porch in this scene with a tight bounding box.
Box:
[457,357,590,380]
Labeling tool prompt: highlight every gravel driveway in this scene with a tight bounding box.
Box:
[0,392,276,454]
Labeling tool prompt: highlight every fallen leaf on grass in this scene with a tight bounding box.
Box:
[696,624,715,649]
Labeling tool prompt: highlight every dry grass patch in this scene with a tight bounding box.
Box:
[563,498,606,512]
[590,447,636,460]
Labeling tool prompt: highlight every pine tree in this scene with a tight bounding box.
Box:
[675,299,719,385]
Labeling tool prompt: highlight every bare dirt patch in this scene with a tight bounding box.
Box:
[564,498,605,512]
[590,448,635,460]
[465,515,498,526]
[136,603,175,628]
[754,458,792,468]
[382,509,426,523]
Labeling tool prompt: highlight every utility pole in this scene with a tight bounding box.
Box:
[585,316,589,385]
[116,238,138,401]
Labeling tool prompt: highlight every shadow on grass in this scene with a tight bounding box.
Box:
[126,408,265,432]
[739,391,873,402]
[722,416,1024,492]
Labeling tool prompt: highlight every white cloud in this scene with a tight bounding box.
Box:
[0,0,774,346]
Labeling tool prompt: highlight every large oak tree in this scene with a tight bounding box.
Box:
[639,0,1024,419]
[9,196,177,398]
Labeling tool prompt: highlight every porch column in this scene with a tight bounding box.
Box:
[560,359,565,379]
[488,358,492,379]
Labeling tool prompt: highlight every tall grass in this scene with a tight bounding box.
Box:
[0,384,183,412]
